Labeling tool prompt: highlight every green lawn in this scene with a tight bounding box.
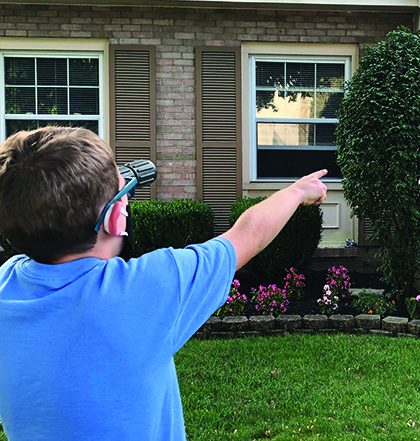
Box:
[176,334,420,441]
[1,334,420,440]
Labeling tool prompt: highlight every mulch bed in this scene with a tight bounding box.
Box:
[235,267,410,319]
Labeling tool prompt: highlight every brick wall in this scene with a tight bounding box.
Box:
[0,4,414,200]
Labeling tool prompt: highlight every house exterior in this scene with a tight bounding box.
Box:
[0,0,418,266]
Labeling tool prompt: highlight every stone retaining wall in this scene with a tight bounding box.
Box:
[194,314,420,340]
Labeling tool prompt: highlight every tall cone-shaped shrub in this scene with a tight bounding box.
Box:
[336,27,420,298]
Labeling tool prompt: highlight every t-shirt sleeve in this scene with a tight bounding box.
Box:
[169,237,236,353]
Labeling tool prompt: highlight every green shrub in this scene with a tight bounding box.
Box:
[336,27,420,298]
[353,289,396,316]
[405,294,420,320]
[130,199,214,256]
[229,197,323,282]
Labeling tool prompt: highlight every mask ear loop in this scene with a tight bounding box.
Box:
[94,177,137,232]
[103,201,128,236]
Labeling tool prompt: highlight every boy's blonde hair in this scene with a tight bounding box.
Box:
[0,126,119,263]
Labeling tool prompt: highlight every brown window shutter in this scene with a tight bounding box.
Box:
[110,45,156,200]
[196,47,242,235]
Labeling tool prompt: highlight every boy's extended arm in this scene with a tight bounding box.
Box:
[221,169,328,271]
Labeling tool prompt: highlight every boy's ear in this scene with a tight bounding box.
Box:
[103,201,123,236]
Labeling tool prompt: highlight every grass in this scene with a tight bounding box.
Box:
[1,334,419,441]
[175,334,420,441]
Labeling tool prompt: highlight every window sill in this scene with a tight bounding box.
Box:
[243,181,343,191]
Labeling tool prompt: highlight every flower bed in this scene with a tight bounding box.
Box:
[214,267,409,321]
[201,266,419,339]
[205,266,420,339]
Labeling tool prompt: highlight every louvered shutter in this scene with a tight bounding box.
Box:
[110,45,156,200]
[358,218,379,246]
[196,47,242,235]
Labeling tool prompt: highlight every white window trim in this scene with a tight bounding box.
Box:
[0,50,105,141]
[241,43,358,191]
[249,53,351,183]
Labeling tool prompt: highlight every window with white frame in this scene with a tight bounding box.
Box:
[0,51,103,141]
[250,55,350,180]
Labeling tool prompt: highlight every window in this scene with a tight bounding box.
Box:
[0,52,103,140]
[250,55,350,181]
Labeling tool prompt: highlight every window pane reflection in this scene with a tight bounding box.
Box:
[285,92,314,118]
[37,87,68,115]
[316,64,344,89]
[37,58,67,86]
[256,61,284,88]
[5,58,35,85]
[70,88,99,115]
[286,63,315,89]
[258,122,336,147]
[5,87,36,114]
[258,123,314,147]
[69,58,99,86]
[316,92,343,118]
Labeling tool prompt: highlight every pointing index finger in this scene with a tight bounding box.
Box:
[311,169,328,179]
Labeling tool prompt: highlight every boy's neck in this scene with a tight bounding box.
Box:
[52,231,123,264]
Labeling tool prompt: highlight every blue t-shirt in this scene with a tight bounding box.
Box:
[0,237,236,441]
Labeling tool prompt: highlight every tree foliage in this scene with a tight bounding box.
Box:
[336,27,420,298]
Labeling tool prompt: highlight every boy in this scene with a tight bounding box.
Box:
[0,126,327,440]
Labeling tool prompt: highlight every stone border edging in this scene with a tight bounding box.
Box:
[194,314,420,340]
